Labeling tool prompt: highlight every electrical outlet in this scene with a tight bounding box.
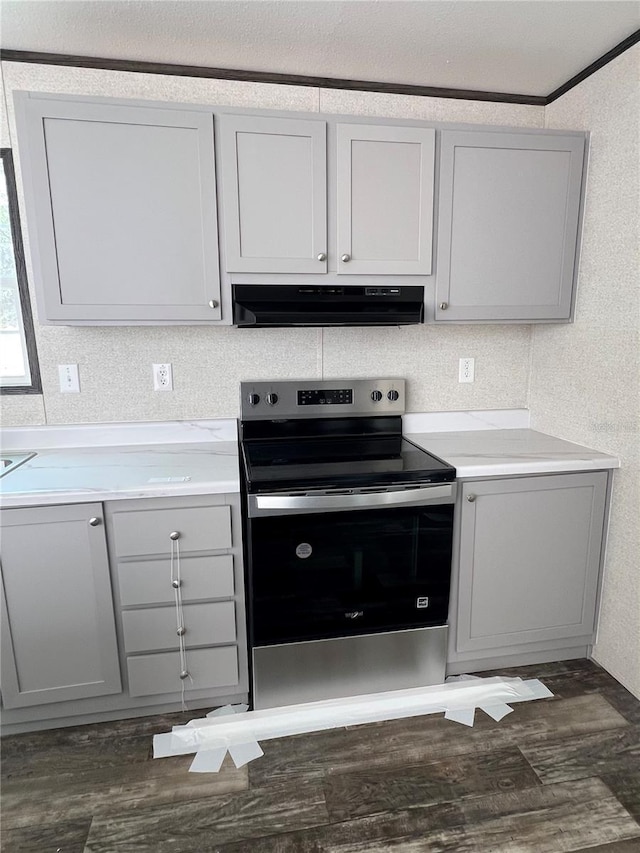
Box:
[153,363,173,391]
[58,364,80,393]
[458,357,475,383]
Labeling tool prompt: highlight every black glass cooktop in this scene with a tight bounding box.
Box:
[242,434,455,493]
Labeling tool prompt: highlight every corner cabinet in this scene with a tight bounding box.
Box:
[448,472,608,672]
[15,95,222,323]
[0,503,122,708]
[435,130,585,321]
[219,114,435,276]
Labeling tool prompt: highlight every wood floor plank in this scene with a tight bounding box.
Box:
[0,731,152,780]
[1,753,248,830]
[457,776,640,852]
[600,770,640,826]
[521,725,640,784]
[323,747,541,821]
[215,801,466,853]
[216,778,640,853]
[570,842,640,853]
[249,694,628,786]
[83,778,330,853]
[0,818,92,853]
[478,660,640,726]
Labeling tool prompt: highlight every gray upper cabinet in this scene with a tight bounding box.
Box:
[336,124,435,275]
[455,472,607,656]
[436,130,585,321]
[219,115,327,274]
[219,116,435,277]
[0,503,122,708]
[16,95,222,323]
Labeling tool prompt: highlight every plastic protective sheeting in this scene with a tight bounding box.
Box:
[153,676,553,772]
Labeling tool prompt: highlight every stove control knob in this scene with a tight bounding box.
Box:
[265,392,279,406]
[370,390,383,402]
[247,393,260,406]
[387,390,400,402]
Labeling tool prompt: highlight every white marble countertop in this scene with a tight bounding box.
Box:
[406,429,619,479]
[0,442,240,508]
[0,413,619,508]
[0,420,240,508]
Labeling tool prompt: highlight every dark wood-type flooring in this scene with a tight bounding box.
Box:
[2,659,640,852]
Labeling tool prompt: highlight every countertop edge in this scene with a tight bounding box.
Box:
[0,478,240,509]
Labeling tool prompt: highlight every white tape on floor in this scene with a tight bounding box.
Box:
[153,677,553,772]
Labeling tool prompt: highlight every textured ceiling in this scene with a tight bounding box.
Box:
[1,1,639,97]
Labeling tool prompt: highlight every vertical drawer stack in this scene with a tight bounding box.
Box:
[111,503,240,699]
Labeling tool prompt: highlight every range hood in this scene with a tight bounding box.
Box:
[233,285,425,327]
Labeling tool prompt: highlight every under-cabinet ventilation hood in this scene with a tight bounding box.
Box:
[233,285,425,328]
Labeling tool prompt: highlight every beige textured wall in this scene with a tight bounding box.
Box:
[0,61,543,426]
[530,46,640,699]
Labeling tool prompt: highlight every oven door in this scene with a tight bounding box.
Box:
[246,485,455,648]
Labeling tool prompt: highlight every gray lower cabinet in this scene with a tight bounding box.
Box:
[436,130,586,321]
[0,503,122,708]
[108,495,247,703]
[0,494,248,734]
[449,472,608,670]
[15,94,222,323]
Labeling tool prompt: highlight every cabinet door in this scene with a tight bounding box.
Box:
[436,131,585,321]
[336,124,435,275]
[456,472,607,654]
[0,503,122,708]
[219,115,327,273]
[16,96,221,322]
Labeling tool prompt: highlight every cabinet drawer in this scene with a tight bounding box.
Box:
[117,554,234,606]
[112,505,232,557]
[127,646,239,697]
[122,601,236,653]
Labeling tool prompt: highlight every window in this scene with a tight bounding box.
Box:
[1,149,41,393]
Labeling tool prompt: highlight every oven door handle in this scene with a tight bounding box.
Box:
[249,483,455,516]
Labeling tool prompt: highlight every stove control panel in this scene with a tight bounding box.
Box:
[298,389,353,406]
[241,379,405,419]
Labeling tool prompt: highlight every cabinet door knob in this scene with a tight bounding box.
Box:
[317,252,327,262]
[341,253,351,263]
[467,494,476,502]
[440,302,448,311]
[208,300,219,309]
[170,531,180,540]
[88,517,101,526]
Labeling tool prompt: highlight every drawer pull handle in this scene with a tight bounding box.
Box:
[176,626,186,636]
[169,531,180,540]
[179,670,190,680]
[88,517,101,527]
[172,579,181,589]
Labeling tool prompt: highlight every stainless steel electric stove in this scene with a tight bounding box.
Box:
[239,378,456,709]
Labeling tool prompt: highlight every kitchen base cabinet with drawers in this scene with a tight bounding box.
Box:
[446,471,610,674]
[0,494,248,734]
